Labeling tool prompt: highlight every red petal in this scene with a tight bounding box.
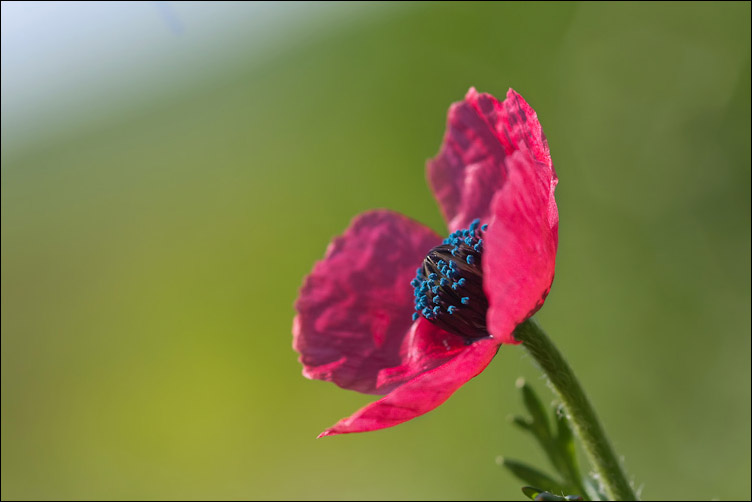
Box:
[482,151,558,345]
[293,210,467,395]
[318,337,500,436]
[427,88,552,232]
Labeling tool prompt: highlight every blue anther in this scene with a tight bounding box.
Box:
[412,219,491,325]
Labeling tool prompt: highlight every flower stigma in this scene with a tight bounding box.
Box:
[411,219,490,341]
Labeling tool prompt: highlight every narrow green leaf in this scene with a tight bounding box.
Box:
[522,486,545,500]
[511,415,534,432]
[555,406,573,450]
[516,379,575,488]
[497,457,563,493]
[554,407,581,483]
[517,378,552,441]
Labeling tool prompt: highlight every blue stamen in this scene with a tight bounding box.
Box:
[410,220,489,339]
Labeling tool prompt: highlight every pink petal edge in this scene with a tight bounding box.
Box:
[483,150,559,344]
[318,337,501,437]
[427,87,553,233]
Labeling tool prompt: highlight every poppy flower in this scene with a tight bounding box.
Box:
[292,88,558,437]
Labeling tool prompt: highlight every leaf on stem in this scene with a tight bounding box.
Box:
[507,379,588,498]
[517,378,552,441]
[554,406,581,483]
[497,457,563,493]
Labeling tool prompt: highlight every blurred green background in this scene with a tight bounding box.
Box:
[2,2,750,500]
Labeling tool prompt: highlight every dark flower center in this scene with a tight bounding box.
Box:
[411,219,490,341]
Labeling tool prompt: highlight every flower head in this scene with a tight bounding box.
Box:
[293,88,558,436]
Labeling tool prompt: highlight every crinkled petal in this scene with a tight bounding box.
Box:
[318,337,500,436]
[483,150,559,345]
[427,88,552,232]
[293,210,467,395]
[374,317,468,393]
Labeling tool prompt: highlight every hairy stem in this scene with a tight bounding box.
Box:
[514,317,638,501]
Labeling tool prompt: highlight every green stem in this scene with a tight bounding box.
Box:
[514,317,638,501]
